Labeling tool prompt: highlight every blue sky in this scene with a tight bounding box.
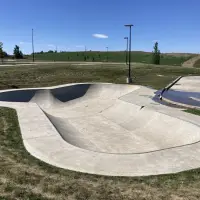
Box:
[1,0,200,54]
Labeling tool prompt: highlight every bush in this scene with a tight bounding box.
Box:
[13,45,23,59]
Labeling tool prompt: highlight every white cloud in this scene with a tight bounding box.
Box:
[75,45,85,48]
[92,34,108,39]
[20,41,31,45]
[48,44,56,48]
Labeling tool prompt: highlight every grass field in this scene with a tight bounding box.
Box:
[1,63,200,199]
[27,51,196,66]
[1,63,200,90]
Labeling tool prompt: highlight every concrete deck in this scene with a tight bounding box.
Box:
[162,76,200,109]
[0,83,200,176]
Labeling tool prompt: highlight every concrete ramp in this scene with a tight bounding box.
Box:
[30,89,63,108]
[44,99,200,154]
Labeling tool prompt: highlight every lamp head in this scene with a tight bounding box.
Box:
[124,24,133,27]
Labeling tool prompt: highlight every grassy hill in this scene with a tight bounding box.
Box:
[194,58,200,68]
[28,51,195,66]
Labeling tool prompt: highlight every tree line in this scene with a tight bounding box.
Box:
[0,42,24,63]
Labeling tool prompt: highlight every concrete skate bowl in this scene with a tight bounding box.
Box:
[0,83,200,155]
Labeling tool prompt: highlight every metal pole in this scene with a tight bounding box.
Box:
[32,29,35,62]
[126,38,128,65]
[124,37,128,65]
[129,26,132,79]
[124,24,133,83]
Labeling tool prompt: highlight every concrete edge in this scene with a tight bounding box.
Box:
[162,96,200,110]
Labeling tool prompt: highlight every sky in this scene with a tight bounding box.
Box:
[1,0,200,54]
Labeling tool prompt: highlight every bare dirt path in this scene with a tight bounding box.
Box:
[182,55,200,67]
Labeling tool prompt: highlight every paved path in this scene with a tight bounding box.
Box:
[0,83,200,176]
[0,61,126,67]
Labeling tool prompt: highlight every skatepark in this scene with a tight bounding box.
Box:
[3,0,200,198]
[0,77,200,176]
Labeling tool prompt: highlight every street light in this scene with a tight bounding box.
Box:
[124,37,128,65]
[124,24,133,83]
[32,28,35,62]
[106,47,108,62]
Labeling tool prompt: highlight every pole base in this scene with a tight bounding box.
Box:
[126,77,132,84]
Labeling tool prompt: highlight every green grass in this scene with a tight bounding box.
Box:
[0,63,200,90]
[27,51,195,66]
[185,109,200,116]
[1,63,200,199]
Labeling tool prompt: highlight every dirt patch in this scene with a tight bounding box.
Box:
[182,55,200,67]
[1,116,8,133]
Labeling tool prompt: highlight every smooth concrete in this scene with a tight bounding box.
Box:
[171,76,200,92]
[1,82,200,176]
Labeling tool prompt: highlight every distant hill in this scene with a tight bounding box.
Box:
[27,51,195,66]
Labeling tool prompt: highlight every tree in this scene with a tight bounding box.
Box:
[152,42,161,65]
[13,45,23,59]
[3,51,8,57]
[0,42,4,63]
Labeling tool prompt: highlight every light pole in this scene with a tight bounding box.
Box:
[124,37,128,65]
[32,28,35,62]
[124,24,133,83]
[106,47,108,62]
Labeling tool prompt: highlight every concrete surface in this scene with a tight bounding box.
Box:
[162,76,200,109]
[1,82,200,176]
